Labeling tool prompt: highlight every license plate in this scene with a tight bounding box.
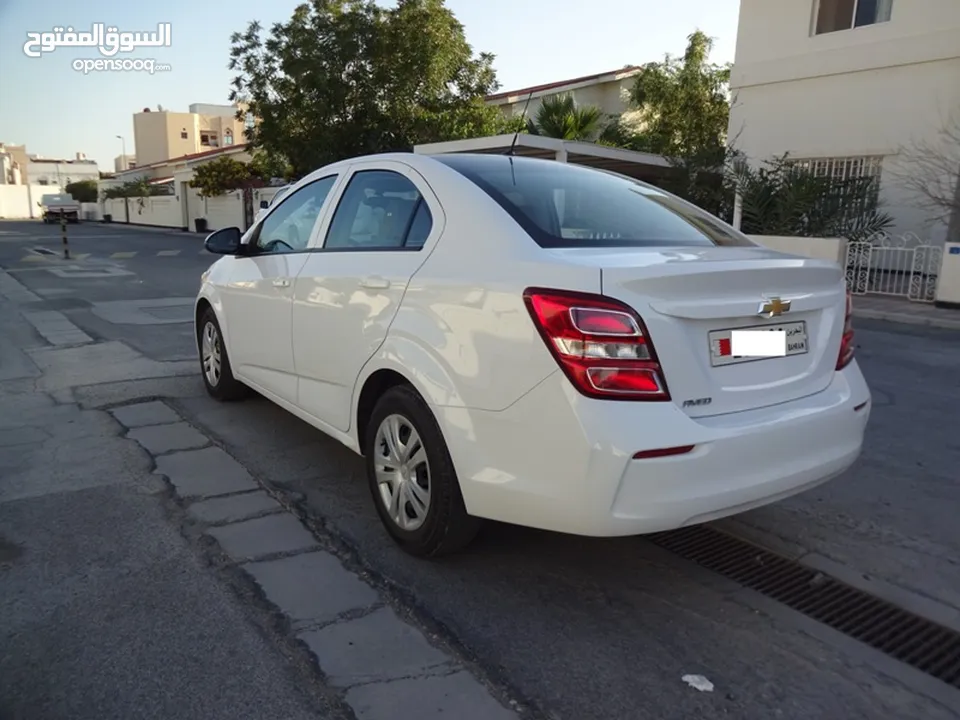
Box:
[709,321,808,367]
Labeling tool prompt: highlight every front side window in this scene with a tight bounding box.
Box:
[254,176,337,253]
[815,0,893,35]
[324,170,429,250]
[435,154,754,249]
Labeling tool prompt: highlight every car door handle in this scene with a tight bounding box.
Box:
[359,276,390,289]
[272,278,290,288]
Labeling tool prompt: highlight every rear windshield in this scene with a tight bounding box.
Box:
[433,154,755,249]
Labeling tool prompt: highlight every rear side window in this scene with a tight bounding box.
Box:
[324,170,428,251]
[434,154,755,249]
[404,200,433,249]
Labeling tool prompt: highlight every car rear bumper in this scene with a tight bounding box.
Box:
[442,361,870,536]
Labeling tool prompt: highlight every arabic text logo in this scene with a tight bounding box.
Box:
[23,23,172,58]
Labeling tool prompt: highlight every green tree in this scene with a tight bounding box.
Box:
[229,0,510,176]
[609,31,733,214]
[525,94,606,141]
[189,156,263,198]
[249,150,294,183]
[625,30,731,160]
[65,179,98,203]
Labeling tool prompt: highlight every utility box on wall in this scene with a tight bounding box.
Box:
[935,243,960,308]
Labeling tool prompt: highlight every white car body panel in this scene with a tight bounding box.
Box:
[196,152,871,538]
[292,160,441,431]
[215,253,309,403]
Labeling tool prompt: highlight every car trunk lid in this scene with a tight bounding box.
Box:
[549,246,847,417]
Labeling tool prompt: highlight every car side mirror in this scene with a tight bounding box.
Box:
[259,200,269,209]
[204,227,242,255]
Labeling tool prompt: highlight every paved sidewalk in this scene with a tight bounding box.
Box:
[852,294,960,330]
[0,269,519,720]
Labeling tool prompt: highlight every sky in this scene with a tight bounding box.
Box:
[0,0,741,171]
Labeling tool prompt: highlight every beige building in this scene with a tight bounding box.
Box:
[114,154,137,173]
[28,153,100,186]
[728,0,960,242]
[132,103,249,167]
[486,66,642,120]
[0,144,29,184]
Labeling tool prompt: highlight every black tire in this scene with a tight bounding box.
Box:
[197,307,249,401]
[365,385,481,557]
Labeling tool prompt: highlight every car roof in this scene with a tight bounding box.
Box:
[294,151,587,187]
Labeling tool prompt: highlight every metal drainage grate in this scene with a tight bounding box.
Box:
[648,525,960,689]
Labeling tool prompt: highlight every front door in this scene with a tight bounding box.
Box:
[217,175,340,402]
[292,162,441,432]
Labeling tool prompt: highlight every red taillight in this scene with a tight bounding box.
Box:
[837,290,855,370]
[523,288,670,401]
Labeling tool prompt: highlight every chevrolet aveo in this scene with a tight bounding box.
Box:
[194,152,871,557]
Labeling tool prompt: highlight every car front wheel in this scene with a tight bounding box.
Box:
[197,307,249,401]
[365,385,481,557]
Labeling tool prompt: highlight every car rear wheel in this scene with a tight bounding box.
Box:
[198,307,249,401]
[365,385,481,557]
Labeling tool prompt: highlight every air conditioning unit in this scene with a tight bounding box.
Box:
[935,243,960,307]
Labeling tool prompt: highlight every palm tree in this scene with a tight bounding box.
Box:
[729,154,893,242]
[525,94,606,142]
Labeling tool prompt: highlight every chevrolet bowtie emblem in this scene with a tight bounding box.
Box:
[758,297,791,318]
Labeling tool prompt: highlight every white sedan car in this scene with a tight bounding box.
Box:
[195,152,871,557]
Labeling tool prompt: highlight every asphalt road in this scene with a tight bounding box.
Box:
[2,219,958,720]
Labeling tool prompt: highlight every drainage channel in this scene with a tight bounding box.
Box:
[648,525,960,690]
[31,246,58,256]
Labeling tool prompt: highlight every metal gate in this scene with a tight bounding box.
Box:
[844,232,942,302]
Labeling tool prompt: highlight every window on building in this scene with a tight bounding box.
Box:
[814,0,892,34]
[244,112,255,130]
[200,133,219,147]
[180,129,188,139]
[790,155,883,182]
[790,155,884,220]
[223,129,234,146]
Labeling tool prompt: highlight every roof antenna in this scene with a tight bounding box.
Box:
[505,90,535,156]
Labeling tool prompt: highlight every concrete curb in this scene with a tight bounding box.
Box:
[113,400,522,720]
[96,222,199,236]
[853,308,960,331]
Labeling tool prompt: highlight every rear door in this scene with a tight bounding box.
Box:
[594,246,847,417]
[291,160,443,432]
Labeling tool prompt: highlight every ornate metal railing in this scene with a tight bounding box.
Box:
[844,232,941,302]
